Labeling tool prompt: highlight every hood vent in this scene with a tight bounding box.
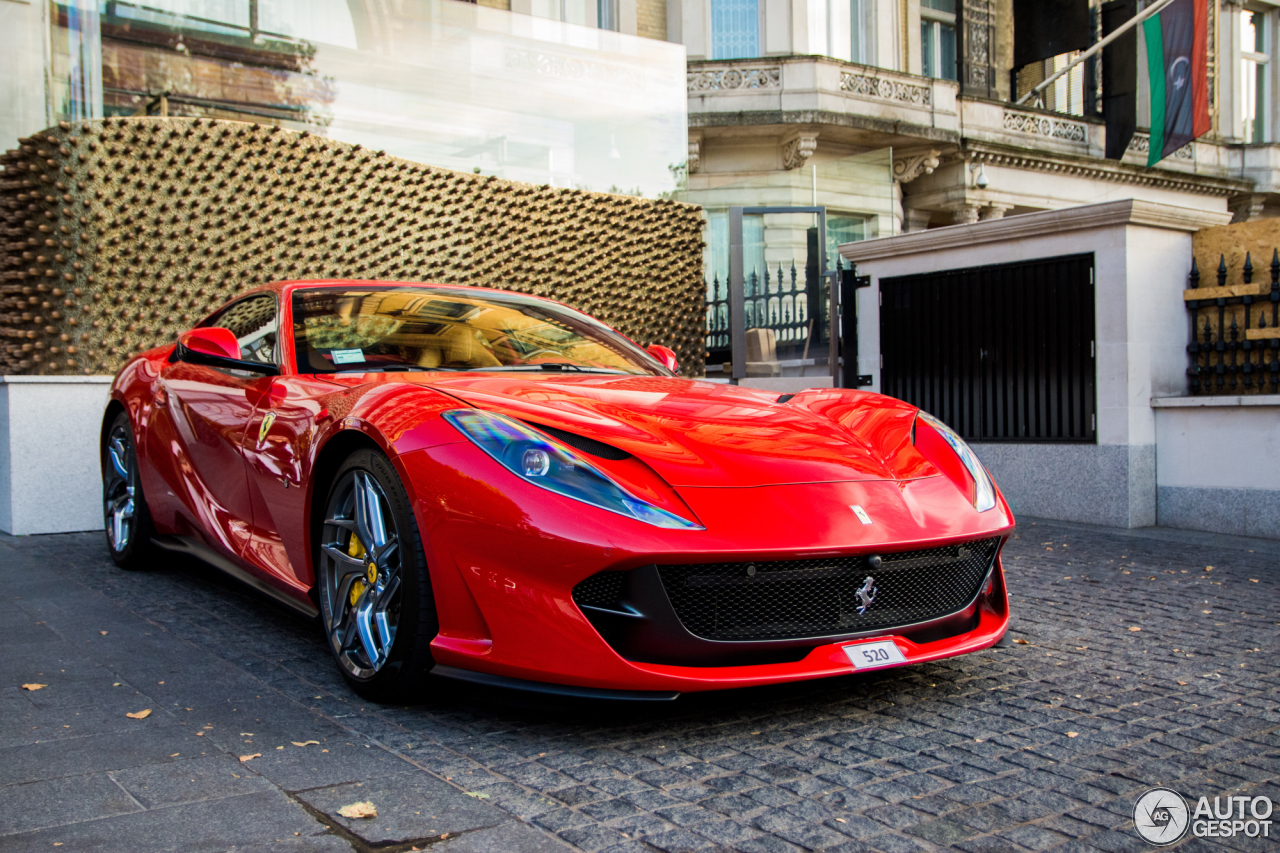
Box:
[525,421,631,461]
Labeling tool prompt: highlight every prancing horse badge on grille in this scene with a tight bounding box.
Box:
[856,576,877,615]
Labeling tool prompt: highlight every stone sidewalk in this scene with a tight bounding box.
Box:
[0,518,1276,852]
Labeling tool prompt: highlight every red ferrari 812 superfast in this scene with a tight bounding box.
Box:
[102,280,1014,701]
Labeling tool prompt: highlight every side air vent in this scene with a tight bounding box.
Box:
[526,422,631,461]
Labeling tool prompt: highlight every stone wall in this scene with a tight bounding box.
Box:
[0,118,706,377]
[637,0,668,41]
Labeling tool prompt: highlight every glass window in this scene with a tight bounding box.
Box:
[711,0,760,60]
[204,294,279,366]
[921,1,957,81]
[850,0,866,64]
[291,287,665,375]
[1243,10,1270,144]
[826,214,868,270]
[598,0,618,30]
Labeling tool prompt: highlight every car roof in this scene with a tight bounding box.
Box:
[239,279,559,303]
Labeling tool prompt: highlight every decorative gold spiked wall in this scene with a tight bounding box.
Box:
[0,118,706,377]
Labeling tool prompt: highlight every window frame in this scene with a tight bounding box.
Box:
[1242,5,1272,143]
[920,2,957,82]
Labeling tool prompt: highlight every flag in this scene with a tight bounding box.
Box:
[1143,0,1210,167]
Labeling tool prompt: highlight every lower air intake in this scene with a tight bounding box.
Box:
[655,538,1000,641]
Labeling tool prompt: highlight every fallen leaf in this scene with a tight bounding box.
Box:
[337,801,377,819]
[1202,610,1212,614]
[1013,638,1030,645]
[170,753,179,757]
[126,709,152,720]
[21,683,46,691]
[240,753,261,762]
[292,741,320,747]
[1066,732,1079,738]
[1128,627,1141,632]
[1177,681,1188,686]
[465,792,490,799]
[240,732,254,736]
[99,631,109,635]
[1203,566,1213,572]
[275,746,284,750]
[1250,579,1259,583]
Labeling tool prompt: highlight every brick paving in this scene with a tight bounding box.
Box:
[1,518,1277,852]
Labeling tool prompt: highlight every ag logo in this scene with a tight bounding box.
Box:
[258,411,277,445]
[1134,787,1190,846]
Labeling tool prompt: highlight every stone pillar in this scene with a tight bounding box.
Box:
[905,208,933,232]
[949,203,982,225]
[979,203,1014,221]
[959,0,996,98]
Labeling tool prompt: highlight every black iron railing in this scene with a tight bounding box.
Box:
[1186,251,1280,394]
[705,258,836,360]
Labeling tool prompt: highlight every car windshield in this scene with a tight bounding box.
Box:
[291,286,667,376]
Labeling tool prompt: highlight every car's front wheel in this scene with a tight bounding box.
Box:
[317,449,438,702]
[102,410,156,569]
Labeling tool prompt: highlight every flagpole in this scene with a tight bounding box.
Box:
[1014,0,1180,107]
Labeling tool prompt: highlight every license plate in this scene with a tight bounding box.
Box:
[843,640,907,670]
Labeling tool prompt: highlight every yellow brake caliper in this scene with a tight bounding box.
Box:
[348,533,368,606]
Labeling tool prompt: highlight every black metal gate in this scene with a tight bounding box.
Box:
[879,254,1096,442]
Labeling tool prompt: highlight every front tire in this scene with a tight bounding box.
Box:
[317,449,438,702]
[102,410,156,570]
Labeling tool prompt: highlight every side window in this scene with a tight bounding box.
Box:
[206,294,279,365]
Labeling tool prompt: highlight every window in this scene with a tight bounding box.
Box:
[920,0,957,81]
[826,214,868,270]
[711,0,760,60]
[1243,9,1270,143]
[851,0,868,64]
[205,294,279,366]
[598,0,618,30]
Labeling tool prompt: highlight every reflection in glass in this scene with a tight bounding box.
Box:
[292,287,666,376]
[47,0,686,196]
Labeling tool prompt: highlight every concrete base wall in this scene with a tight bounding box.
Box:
[1152,395,1280,540]
[972,443,1156,529]
[0,377,112,535]
[1157,486,1280,540]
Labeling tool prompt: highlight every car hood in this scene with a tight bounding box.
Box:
[325,373,937,488]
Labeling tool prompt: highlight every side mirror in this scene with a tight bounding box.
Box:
[647,344,679,374]
[180,328,240,360]
[177,328,278,375]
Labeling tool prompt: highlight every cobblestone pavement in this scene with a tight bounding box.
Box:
[1,519,1277,853]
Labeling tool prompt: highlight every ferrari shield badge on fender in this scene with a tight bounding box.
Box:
[258,411,276,445]
[850,505,873,525]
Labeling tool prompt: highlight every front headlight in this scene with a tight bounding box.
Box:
[916,411,997,512]
[443,410,703,530]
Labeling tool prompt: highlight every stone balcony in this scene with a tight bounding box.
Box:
[686,57,960,150]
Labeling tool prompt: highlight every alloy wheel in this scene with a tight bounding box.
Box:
[319,470,403,679]
[104,424,137,552]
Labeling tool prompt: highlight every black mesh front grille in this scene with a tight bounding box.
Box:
[655,538,1000,641]
[572,571,626,609]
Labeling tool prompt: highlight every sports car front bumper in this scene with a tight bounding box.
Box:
[398,443,1014,695]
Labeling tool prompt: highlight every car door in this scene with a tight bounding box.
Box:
[241,374,339,588]
[145,293,280,560]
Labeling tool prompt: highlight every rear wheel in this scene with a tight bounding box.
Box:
[318,449,438,701]
[102,410,156,569]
